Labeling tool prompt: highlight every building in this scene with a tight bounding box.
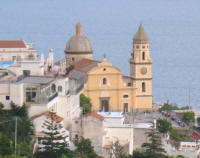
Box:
[31,111,72,152]
[65,23,153,111]
[71,112,152,158]
[0,40,37,61]
[64,23,93,62]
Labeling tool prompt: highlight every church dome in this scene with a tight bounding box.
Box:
[65,23,93,54]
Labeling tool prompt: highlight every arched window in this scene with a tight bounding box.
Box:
[123,95,129,98]
[142,82,146,92]
[142,52,145,60]
[58,86,62,92]
[103,78,107,85]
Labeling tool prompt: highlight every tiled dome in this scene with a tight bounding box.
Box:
[65,23,93,54]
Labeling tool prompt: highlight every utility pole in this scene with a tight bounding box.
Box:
[15,117,18,156]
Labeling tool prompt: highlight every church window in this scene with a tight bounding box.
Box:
[123,95,128,98]
[103,78,107,85]
[142,82,146,92]
[142,52,145,60]
[58,86,62,92]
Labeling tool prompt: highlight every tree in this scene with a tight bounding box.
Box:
[142,128,166,156]
[111,140,131,158]
[197,117,200,126]
[75,137,101,158]
[157,119,172,135]
[0,103,34,157]
[35,112,69,158]
[169,129,185,149]
[80,94,91,115]
[181,112,195,125]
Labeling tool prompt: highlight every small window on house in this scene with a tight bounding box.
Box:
[136,45,139,49]
[72,57,75,61]
[6,96,10,100]
[142,52,145,60]
[123,95,128,98]
[103,68,106,71]
[58,86,62,92]
[23,70,30,76]
[103,78,107,85]
[75,134,79,139]
[51,84,56,93]
[143,46,145,48]
[127,83,132,87]
[142,82,146,92]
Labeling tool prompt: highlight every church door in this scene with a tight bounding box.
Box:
[100,98,109,112]
[123,103,128,113]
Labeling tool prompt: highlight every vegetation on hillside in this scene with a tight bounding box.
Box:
[0,102,34,157]
[181,112,195,126]
[157,119,172,135]
[80,94,91,115]
[160,102,190,112]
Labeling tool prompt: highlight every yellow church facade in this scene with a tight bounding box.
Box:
[83,58,137,112]
[65,23,152,112]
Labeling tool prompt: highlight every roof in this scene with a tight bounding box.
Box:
[65,23,93,54]
[17,76,54,84]
[97,112,123,118]
[44,112,63,123]
[83,112,104,121]
[134,24,149,41]
[0,40,26,48]
[31,111,63,123]
[191,131,200,141]
[70,71,86,80]
[74,58,99,73]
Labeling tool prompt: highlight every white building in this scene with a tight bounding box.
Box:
[0,40,37,61]
[72,112,152,158]
[31,111,72,152]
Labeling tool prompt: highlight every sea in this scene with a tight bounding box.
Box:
[0,0,200,110]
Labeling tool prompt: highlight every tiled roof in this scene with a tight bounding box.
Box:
[0,40,26,48]
[83,112,104,121]
[191,131,200,141]
[44,112,63,123]
[74,58,99,73]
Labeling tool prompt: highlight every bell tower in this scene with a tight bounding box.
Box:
[129,24,152,110]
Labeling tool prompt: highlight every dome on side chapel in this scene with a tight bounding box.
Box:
[64,23,93,54]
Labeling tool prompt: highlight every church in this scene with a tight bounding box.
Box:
[64,23,152,112]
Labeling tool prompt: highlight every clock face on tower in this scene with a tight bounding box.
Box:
[141,67,147,75]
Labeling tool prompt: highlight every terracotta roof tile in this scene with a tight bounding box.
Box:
[74,58,99,73]
[44,112,63,123]
[82,112,104,121]
[0,40,26,48]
